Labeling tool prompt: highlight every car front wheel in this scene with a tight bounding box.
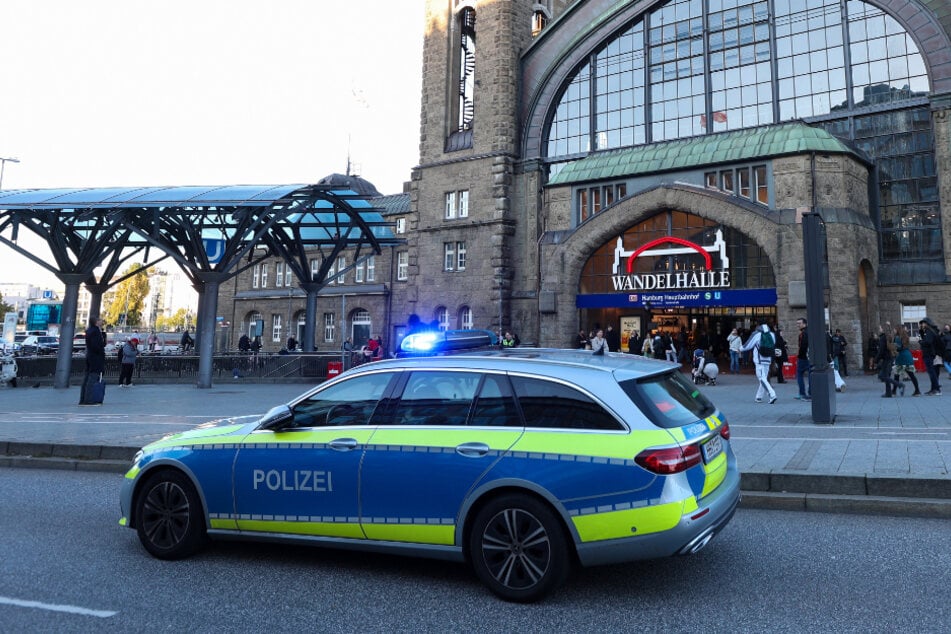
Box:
[135,470,207,560]
[468,494,571,603]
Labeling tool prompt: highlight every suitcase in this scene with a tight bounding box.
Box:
[86,373,106,404]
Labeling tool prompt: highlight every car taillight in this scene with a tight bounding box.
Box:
[719,422,730,440]
[635,444,702,474]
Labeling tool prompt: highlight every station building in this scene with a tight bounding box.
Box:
[390,0,951,372]
[221,0,951,373]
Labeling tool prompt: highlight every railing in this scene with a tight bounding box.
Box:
[13,352,353,384]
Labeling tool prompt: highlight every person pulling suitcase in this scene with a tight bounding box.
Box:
[79,316,107,406]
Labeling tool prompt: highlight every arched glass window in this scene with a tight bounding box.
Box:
[435,307,450,331]
[545,0,938,262]
[459,306,473,330]
[579,210,775,294]
[245,312,263,338]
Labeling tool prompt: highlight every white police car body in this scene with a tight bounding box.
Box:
[120,347,739,602]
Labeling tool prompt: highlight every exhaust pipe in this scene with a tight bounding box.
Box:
[679,529,714,555]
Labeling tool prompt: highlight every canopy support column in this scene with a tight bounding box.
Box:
[194,276,222,389]
[53,274,87,389]
[301,283,320,352]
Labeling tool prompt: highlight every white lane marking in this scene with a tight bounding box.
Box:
[0,595,116,618]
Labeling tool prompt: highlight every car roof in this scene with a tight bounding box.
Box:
[350,348,676,382]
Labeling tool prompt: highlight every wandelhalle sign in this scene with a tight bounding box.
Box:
[576,230,777,309]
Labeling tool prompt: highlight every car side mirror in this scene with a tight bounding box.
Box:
[257,404,294,431]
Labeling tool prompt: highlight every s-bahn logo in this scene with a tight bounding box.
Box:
[611,229,731,291]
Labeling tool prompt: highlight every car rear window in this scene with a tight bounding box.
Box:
[620,371,716,429]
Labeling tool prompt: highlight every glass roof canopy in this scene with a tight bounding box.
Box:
[0,183,398,249]
[0,183,402,388]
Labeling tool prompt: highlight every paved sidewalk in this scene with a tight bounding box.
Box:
[1,370,949,516]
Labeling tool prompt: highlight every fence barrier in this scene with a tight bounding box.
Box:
[13,352,355,384]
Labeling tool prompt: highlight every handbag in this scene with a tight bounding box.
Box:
[592,341,605,356]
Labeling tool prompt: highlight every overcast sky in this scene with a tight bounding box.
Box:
[0,0,425,289]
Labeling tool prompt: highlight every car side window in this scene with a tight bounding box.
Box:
[469,374,521,427]
[291,372,395,428]
[510,375,623,431]
[389,371,478,426]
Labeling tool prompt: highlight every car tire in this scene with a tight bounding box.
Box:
[135,470,207,560]
[468,494,571,603]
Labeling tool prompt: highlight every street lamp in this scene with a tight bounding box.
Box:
[0,156,20,190]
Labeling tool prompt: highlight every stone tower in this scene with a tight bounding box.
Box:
[396,1,570,340]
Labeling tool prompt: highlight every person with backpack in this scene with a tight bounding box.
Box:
[918,317,943,396]
[739,323,777,404]
[118,337,139,387]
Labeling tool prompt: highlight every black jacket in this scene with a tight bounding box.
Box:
[84,324,106,373]
[796,328,809,360]
[919,325,940,357]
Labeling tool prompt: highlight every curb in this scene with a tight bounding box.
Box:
[739,491,951,519]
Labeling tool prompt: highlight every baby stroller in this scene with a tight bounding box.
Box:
[692,348,719,386]
[1,352,17,387]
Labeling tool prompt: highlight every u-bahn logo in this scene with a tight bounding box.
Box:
[610,229,731,291]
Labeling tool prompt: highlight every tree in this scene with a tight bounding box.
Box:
[102,264,151,329]
[0,292,14,316]
[156,308,191,332]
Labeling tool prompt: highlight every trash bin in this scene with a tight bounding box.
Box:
[327,361,343,378]
[912,349,925,372]
[782,357,797,380]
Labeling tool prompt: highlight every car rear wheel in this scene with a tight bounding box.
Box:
[468,494,570,603]
[135,470,207,560]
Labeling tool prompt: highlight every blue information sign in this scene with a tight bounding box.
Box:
[576,288,777,309]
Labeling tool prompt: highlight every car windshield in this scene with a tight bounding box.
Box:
[620,371,716,429]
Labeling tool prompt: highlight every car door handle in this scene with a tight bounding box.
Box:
[456,442,490,457]
[328,438,359,452]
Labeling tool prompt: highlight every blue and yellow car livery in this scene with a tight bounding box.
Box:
[120,348,739,602]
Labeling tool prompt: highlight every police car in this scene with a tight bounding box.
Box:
[119,342,739,602]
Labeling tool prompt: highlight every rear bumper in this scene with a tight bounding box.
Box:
[575,460,741,567]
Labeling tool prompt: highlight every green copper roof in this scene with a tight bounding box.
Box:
[548,123,863,185]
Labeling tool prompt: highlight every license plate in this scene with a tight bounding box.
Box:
[701,434,723,463]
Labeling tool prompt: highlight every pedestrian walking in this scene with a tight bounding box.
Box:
[918,318,943,395]
[831,328,848,377]
[79,316,107,405]
[795,317,811,400]
[727,328,742,374]
[590,329,608,355]
[893,325,921,397]
[941,324,951,379]
[118,338,139,387]
[604,325,620,354]
[576,329,589,350]
[876,324,902,397]
[739,323,777,404]
[773,327,788,383]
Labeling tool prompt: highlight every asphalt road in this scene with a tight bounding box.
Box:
[2,468,950,632]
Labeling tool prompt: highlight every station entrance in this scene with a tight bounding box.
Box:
[579,305,777,356]
[576,209,778,357]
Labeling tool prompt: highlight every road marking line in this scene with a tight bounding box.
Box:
[0,595,116,618]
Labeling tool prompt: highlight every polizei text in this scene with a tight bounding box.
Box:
[252,469,333,492]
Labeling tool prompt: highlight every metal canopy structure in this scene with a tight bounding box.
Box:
[0,184,400,388]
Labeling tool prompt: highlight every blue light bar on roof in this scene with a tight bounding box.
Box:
[398,329,499,356]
